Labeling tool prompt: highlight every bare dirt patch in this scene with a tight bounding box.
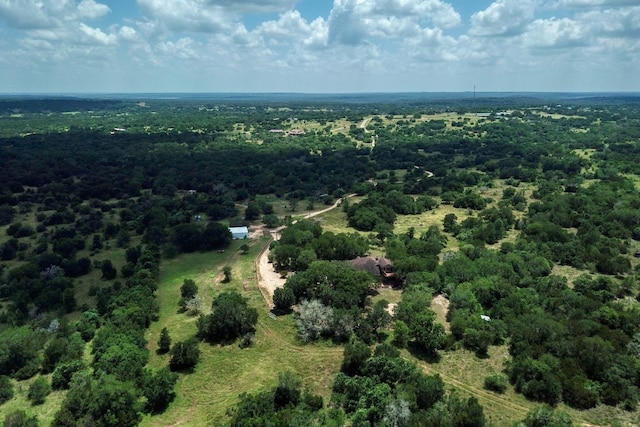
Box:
[256,234,286,307]
[431,294,451,332]
[386,303,397,316]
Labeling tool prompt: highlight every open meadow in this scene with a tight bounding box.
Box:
[140,239,343,426]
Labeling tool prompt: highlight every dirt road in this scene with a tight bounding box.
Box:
[256,197,349,306]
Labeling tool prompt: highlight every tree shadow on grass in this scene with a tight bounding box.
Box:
[271,307,293,316]
[474,350,491,360]
[169,366,197,374]
[406,342,442,364]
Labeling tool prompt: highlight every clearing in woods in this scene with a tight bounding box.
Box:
[142,192,633,427]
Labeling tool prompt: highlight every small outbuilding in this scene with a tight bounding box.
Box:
[229,226,249,240]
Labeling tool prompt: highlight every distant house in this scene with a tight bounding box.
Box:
[350,256,396,284]
[229,226,249,240]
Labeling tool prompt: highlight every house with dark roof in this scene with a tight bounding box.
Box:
[350,256,396,284]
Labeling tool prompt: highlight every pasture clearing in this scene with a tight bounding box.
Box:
[141,239,342,427]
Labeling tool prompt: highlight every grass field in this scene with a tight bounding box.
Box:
[143,234,637,427]
[0,377,68,426]
[140,238,343,427]
[135,210,559,427]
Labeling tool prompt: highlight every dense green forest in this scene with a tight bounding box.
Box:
[1,94,640,426]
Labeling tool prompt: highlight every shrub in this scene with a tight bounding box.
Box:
[296,299,333,343]
[484,373,508,393]
[239,333,255,349]
[157,327,171,354]
[0,375,14,403]
[3,411,38,427]
[27,377,51,405]
[273,287,295,313]
[52,360,83,390]
[169,337,200,372]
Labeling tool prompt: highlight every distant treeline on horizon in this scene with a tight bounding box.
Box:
[1,91,639,113]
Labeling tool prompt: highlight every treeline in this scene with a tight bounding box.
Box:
[0,128,373,201]
[0,97,124,114]
[51,246,168,425]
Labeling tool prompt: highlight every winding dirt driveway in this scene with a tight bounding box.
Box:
[256,197,349,306]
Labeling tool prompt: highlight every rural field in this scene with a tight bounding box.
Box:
[138,196,639,427]
[2,95,640,427]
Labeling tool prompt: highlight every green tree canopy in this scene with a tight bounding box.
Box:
[196,291,258,344]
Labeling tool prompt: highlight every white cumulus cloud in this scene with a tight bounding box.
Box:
[257,10,314,42]
[328,0,461,45]
[0,0,110,29]
[470,0,539,37]
[0,0,73,29]
[137,0,233,34]
[79,22,117,44]
[578,6,640,37]
[157,37,198,58]
[550,0,638,8]
[205,0,296,13]
[77,0,110,20]
[523,17,586,48]
[119,26,138,42]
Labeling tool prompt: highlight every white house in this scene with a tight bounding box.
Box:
[229,226,249,240]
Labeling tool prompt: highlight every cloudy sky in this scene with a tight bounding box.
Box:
[0,0,638,93]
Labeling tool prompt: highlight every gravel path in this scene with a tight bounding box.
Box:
[256,198,348,306]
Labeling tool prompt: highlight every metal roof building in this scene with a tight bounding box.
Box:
[229,226,249,240]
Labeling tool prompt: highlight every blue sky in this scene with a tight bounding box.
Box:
[0,0,638,93]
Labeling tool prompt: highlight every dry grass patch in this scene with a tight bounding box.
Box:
[533,111,586,120]
[551,264,592,287]
[575,404,640,427]
[431,295,451,333]
[393,205,459,236]
[405,341,636,427]
[312,205,352,234]
[623,174,640,191]
[574,148,596,160]
[406,345,537,427]
[372,286,403,307]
